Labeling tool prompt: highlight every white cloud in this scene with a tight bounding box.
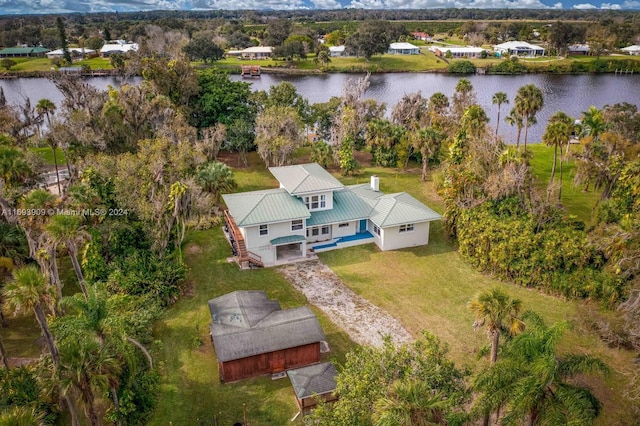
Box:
[600,2,622,8]
[572,2,597,7]
[311,0,343,7]
[204,0,307,9]
[349,0,563,9]
[623,0,640,6]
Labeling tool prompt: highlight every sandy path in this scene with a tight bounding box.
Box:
[279,260,413,347]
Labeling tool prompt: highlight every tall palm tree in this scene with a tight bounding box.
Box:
[468,288,525,364]
[45,215,90,299]
[373,380,448,426]
[2,266,58,365]
[515,84,544,151]
[492,92,509,138]
[505,108,524,148]
[195,161,237,206]
[452,78,476,122]
[542,112,574,201]
[57,337,121,426]
[0,145,32,225]
[36,99,62,194]
[0,335,9,369]
[474,315,609,426]
[411,127,444,182]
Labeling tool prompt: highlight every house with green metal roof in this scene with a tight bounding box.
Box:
[0,46,50,58]
[222,163,441,268]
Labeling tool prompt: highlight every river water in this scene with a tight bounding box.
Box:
[2,73,639,142]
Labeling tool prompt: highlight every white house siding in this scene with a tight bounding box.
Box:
[332,221,356,238]
[380,222,430,251]
[244,221,306,265]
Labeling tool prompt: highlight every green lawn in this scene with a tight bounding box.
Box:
[7,57,55,72]
[150,228,355,425]
[30,146,66,167]
[76,57,112,69]
[528,144,601,225]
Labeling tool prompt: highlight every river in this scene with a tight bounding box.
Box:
[2,73,639,142]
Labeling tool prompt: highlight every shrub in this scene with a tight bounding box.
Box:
[448,60,476,74]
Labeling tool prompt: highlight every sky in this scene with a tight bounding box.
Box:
[0,0,638,15]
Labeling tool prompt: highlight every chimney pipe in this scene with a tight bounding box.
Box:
[371,175,380,192]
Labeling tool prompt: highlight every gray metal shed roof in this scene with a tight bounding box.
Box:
[287,362,338,399]
[269,163,344,195]
[208,291,326,362]
[222,188,310,227]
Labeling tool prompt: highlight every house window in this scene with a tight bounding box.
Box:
[304,194,327,211]
[321,226,330,235]
[373,225,380,236]
[307,227,320,237]
[338,223,349,228]
[291,219,303,231]
[399,224,414,233]
[259,224,268,236]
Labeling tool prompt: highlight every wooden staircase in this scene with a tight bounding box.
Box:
[224,210,264,268]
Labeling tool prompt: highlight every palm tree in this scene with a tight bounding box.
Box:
[411,127,444,182]
[542,112,574,201]
[452,78,476,121]
[0,335,9,369]
[468,288,525,364]
[576,106,607,192]
[492,92,509,138]
[373,380,448,426]
[0,405,46,426]
[36,99,62,194]
[0,146,32,225]
[57,337,121,426]
[474,314,609,426]
[314,50,331,67]
[2,266,58,364]
[195,161,237,206]
[505,108,524,148]
[311,141,333,168]
[515,84,544,151]
[45,215,90,299]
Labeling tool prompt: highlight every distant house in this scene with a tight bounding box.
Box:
[46,48,95,60]
[226,49,243,57]
[568,44,590,55]
[222,163,441,268]
[329,45,346,57]
[287,362,338,415]
[388,42,419,55]
[100,41,138,57]
[430,46,485,58]
[621,45,640,56]
[208,291,326,382]
[241,46,273,60]
[494,41,545,57]
[411,32,431,42]
[0,46,49,58]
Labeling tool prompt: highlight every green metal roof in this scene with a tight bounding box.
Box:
[222,188,310,227]
[269,163,344,195]
[0,47,49,55]
[306,189,372,226]
[349,184,442,227]
[270,235,306,245]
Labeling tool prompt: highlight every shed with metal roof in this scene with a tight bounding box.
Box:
[0,47,49,58]
[209,290,326,382]
[287,362,338,414]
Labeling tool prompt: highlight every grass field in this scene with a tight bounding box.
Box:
[30,146,66,166]
[149,228,355,425]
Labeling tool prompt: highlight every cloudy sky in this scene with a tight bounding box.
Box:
[0,0,638,14]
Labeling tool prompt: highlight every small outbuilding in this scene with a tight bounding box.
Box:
[388,42,419,55]
[287,362,338,415]
[329,45,346,57]
[209,291,326,382]
[241,46,273,59]
[100,41,138,57]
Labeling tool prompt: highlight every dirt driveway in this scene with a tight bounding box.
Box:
[278,260,413,347]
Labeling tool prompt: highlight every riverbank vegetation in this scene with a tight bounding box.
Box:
[1,10,639,76]
[1,17,639,425]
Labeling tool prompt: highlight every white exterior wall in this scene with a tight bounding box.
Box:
[380,222,430,251]
[243,220,306,265]
[332,221,356,238]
